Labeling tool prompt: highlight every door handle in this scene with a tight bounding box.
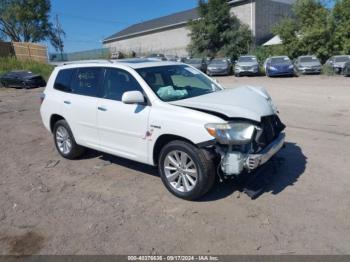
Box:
[64,101,71,105]
[98,106,107,112]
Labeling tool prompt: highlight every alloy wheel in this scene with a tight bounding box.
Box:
[164,150,198,193]
[55,126,72,155]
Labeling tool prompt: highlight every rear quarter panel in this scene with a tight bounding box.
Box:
[40,68,64,132]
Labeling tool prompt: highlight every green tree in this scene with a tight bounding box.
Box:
[273,0,331,62]
[0,0,64,51]
[330,0,350,54]
[188,0,252,60]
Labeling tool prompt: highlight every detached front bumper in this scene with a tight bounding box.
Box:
[219,133,285,176]
[246,133,285,170]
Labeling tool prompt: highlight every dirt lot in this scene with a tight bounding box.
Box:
[0,75,349,255]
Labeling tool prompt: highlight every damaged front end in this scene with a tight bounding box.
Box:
[202,115,286,177]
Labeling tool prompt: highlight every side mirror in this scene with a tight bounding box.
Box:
[122,91,145,104]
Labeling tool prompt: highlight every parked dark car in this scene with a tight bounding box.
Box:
[206,58,232,76]
[165,55,179,62]
[264,56,295,77]
[326,55,350,74]
[234,55,259,76]
[0,71,46,89]
[184,58,207,72]
[146,54,167,61]
[294,55,322,75]
[344,61,350,77]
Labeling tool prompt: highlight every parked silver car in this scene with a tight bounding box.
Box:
[344,61,350,77]
[184,58,207,72]
[294,55,322,74]
[234,55,259,77]
[326,55,350,74]
[207,58,232,76]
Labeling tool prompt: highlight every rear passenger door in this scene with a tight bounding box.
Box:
[96,67,151,163]
[61,67,103,147]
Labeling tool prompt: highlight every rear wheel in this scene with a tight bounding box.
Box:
[1,81,7,88]
[53,120,85,159]
[158,140,215,200]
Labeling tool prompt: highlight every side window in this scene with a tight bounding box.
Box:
[54,69,74,92]
[102,68,143,101]
[71,67,102,97]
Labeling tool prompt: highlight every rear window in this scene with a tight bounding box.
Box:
[54,67,102,97]
[54,69,74,92]
[71,68,102,97]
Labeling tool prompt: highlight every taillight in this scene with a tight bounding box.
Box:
[40,93,46,104]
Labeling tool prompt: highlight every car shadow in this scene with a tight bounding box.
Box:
[82,149,159,177]
[81,142,306,201]
[200,142,307,201]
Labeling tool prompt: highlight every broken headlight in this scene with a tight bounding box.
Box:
[205,122,256,145]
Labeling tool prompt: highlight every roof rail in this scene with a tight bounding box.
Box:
[60,59,114,66]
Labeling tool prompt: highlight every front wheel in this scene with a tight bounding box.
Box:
[158,140,215,200]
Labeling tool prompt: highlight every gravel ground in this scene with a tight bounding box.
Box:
[0,75,349,255]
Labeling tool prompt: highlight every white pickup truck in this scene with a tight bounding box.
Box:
[40,59,285,200]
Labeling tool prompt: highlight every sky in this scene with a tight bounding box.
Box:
[49,0,198,53]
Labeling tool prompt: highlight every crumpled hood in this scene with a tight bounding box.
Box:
[170,86,276,122]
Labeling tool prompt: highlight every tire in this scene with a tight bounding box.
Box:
[1,81,8,88]
[53,120,85,159]
[158,140,215,200]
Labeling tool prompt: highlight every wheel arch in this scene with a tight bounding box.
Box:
[153,134,196,166]
[50,114,65,133]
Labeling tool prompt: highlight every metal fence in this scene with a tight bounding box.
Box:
[49,48,111,62]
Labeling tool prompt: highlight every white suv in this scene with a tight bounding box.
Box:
[40,59,285,200]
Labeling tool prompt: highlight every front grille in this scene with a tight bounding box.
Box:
[255,115,285,150]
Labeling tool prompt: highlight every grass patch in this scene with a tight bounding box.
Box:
[0,56,54,80]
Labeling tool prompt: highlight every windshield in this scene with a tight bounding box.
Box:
[186,59,202,64]
[136,65,221,102]
[300,56,319,63]
[335,56,350,62]
[238,56,257,63]
[270,57,291,64]
[210,59,228,66]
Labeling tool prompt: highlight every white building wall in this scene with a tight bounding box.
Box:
[104,26,191,57]
[230,1,255,35]
[104,0,293,55]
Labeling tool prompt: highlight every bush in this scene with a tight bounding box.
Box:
[0,56,54,80]
[322,64,335,76]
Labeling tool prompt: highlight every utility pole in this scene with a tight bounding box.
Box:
[55,14,64,61]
